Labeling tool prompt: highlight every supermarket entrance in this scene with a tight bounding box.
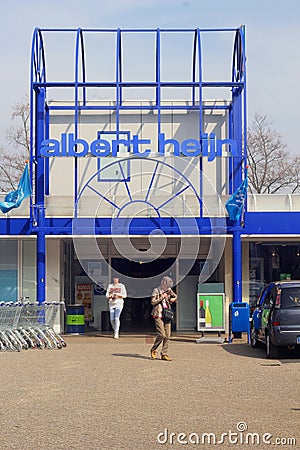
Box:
[111,258,176,332]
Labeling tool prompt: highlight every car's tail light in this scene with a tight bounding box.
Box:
[275,290,281,308]
[272,320,280,326]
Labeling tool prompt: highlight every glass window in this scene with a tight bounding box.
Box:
[280,287,300,308]
[0,240,17,302]
[22,240,36,301]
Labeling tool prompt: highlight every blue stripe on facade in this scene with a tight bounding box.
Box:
[0,213,299,236]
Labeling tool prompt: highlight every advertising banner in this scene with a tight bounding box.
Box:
[197,293,225,332]
[76,283,93,321]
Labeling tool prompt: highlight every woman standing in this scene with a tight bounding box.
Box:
[106,277,127,339]
[150,276,177,361]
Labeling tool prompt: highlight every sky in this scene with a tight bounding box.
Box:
[0,0,300,153]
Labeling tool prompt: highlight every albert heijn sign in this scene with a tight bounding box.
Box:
[39,132,238,162]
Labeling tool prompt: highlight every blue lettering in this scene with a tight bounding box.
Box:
[39,133,238,160]
[40,139,60,157]
[68,133,88,156]
[208,133,216,162]
[201,134,209,157]
[131,136,151,156]
[158,133,180,156]
[181,139,201,157]
[90,139,110,157]
[217,138,238,156]
[61,133,67,156]
[112,139,130,157]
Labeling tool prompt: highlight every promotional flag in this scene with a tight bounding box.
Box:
[0,163,31,213]
[225,170,248,221]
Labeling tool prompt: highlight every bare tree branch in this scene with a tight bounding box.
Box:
[247,113,300,194]
[5,96,30,156]
[0,98,29,192]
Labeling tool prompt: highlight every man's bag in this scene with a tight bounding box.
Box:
[162,307,174,321]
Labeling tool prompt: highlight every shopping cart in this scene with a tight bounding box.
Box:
[0,302,27,351]
[17,301,66,349]
[0,301,66,351]
[43,302,67,348]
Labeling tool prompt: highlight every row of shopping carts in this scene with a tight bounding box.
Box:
[0,301,67,351]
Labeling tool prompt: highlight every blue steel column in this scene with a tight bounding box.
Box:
[156,29,161,138]
[196,28,203,217]
[36,88,46,303]
[232,227,242,302]
[231,87,242,303]
[230,27,245,303]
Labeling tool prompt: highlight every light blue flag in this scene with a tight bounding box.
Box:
[225,171,248,221]
[0,163,32,213]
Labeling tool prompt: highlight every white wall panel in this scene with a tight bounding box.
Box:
[45,101,231,218]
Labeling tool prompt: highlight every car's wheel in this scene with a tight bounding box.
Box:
[266,334,279,359]
[250,325,259,348]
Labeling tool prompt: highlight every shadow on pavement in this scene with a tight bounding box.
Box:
[112,353,151,360]
[221,342,300,362]
[222,343,268,359]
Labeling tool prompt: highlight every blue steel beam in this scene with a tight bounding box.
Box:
[32,81,244,88]
[115,28,122,129]
[35,88,46,304]
[227,26,247,303]
[156,28,161,139]
[2,212,300,236]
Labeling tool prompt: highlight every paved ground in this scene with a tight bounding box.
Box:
[1,332,299,450]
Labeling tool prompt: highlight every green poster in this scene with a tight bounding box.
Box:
[197,293,225,331]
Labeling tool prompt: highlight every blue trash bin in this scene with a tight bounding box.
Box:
[229,302,250,342]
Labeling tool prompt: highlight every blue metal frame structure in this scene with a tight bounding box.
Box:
[26,27,247,302]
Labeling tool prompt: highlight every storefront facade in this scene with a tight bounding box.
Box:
[0,27,299,333]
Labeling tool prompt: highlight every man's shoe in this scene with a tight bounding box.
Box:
[150,349,157,359]
[161,354,172,361]
[113,333,119,339]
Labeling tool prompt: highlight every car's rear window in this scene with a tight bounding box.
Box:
[280,287,300,308]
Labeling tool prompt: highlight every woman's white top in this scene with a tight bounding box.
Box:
[106,283,127,308]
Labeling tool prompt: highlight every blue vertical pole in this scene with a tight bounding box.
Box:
[116,28,121,132]
[231,87,243,304]
[196,28,203,217]
[156,28,161,138]
[231,27,245,305]
[36,88,46,304]
[232,227,242,302]
[37,209,46,303]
